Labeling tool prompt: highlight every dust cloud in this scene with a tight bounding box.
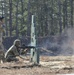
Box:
[39,28,74,56]
[60,28,74,55]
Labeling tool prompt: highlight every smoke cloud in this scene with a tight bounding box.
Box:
[60,28,74,55]
[39,28,74,56]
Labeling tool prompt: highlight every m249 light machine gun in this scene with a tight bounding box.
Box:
[18,45,36,59]
[18,44,35,54]
[18,45,35,49]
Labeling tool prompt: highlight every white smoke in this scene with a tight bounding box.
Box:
[59,28,74,55]
[40,28,74,56]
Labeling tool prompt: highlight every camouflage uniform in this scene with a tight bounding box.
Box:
[5,39,21,62]
[0,24,5,51]
[0,17,5,62]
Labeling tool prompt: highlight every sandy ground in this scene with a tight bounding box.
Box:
[0,55,74,75]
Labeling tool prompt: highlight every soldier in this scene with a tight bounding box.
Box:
[0,16,5,63]
[5,39,21,62]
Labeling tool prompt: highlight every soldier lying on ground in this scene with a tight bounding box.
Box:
[5,39,29,62]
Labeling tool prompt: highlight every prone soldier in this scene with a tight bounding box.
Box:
[5,39,30,62]
[5,39,35,62]
[5,39,21,62]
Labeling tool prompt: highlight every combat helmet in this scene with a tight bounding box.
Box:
[0,16,4,21]
[13,39,21,46]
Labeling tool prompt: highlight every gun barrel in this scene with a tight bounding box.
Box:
[25,46,35,48]
[19,46,35,49]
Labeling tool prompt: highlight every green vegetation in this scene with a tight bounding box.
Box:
[0,0,73,37]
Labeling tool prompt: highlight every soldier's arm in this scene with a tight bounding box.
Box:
[13,48,20,56]
[0,25,6,34]
[0,26,4,32]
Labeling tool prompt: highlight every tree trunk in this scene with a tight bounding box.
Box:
[70,0,73,27]
[63,0,68,29]
[15,0,19,37]
[27,0,31,36]
[21,0,24,36]
[50,0,54,35]
[58,0,62,33]
[9,0,12,36]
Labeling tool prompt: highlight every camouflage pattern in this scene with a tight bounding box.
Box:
[5,39,21,62]
[0,19,5,62]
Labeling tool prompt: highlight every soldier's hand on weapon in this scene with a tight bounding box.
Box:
[20,48,30,55]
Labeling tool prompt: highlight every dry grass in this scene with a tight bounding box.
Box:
[0,55,74,75]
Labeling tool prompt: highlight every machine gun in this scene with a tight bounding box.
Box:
[18,43,35,49]
[18,46,35,49]
[18,45,35,56]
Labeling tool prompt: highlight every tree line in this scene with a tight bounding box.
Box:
[0,0,74,37]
